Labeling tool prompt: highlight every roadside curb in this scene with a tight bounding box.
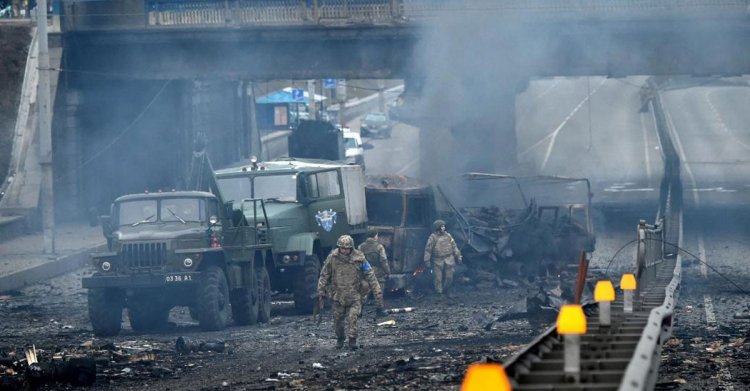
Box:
[0,244,105,292]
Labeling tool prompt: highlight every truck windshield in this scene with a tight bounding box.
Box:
[160,198,203,223]
[117,198,204,226]
[366,192,402,226]
[118,200,158,226]
[218,174,298,204]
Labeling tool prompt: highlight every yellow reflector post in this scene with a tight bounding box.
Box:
[594,280,616,302]
[557,304,587,335]
[620,273,637,290]
[461,363,512,391]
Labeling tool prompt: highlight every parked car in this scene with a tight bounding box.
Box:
[342,129,365,170]
[360,112,392,138]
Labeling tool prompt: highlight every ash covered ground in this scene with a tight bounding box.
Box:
[0,210,645,390]
[0,270,535,391]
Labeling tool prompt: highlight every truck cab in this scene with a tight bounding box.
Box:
[215,158,367,313]
[83,190,273,336]
[364,175,435,292]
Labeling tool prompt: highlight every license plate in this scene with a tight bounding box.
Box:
[165,274,193,283]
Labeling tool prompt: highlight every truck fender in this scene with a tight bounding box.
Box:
[175,247,227,270]
[285,233,317,256]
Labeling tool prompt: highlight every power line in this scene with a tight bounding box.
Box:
[55,79,173,183]
[603,237,748,295]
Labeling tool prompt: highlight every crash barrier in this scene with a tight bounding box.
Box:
[502,79,682,390]
[57,0,748,31]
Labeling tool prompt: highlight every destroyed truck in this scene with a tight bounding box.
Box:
[215,158,368,313]
[83,149,273,336]
[364,175,436,292]
[444,173,596,280]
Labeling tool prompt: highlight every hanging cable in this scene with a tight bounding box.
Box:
[603,237,749,295]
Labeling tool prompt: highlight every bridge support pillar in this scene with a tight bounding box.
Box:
[185,79,252,169]
[54,89,82,220]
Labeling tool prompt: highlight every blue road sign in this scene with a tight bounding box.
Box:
[323,79,336,89]
[292,88,305,102]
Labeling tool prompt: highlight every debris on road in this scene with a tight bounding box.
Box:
[176,336,226,354]
[386,307,415,314]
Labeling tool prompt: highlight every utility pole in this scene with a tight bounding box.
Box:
[37,0,55,254]
[377,79,386,113]
[307,79,317,120]
[247,81,261,159]
[337,79,347,124]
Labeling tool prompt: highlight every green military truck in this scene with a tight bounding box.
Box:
[83,149,274,336]
[215,158,368,313]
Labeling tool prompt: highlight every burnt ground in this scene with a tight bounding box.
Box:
[0,268,539,391]
[0,23,30,184]
[0,210,668,390]
[657,271,750,390]
[657,212,750,390]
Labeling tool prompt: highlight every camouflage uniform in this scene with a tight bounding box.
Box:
[358,237,391,300]
[423,222,462,294]
[318,245,383,348]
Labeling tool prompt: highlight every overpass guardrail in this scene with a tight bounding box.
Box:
[56,0,750,31]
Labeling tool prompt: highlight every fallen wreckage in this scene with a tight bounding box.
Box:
[365,173,596,301]
[446,173,595,280]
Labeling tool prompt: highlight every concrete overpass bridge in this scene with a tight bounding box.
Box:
[34,0,750,215]
[0,2,746,389]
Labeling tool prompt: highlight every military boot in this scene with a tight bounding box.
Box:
[336,338,346,350]
[348,337,358,351]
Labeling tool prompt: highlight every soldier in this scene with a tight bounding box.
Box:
[358,229,391,302]
[318,235,385,350]
[423,219,463,297]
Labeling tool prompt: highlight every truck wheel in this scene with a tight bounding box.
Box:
[293,255,320,314]
[231,277,259,326]
[88,288,123,337]
[128,300,170,332]
[257,266,272,323]
[197,266,231,331]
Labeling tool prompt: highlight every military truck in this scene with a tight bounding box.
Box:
[364,175,436,292]
[215,158,368,313]
[83,149,273,336]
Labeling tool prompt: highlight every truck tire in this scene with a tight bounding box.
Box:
[128,300,170,332]
[293,255,320,314]
[197,266,231,331]
[88,288,123,337]
[257,266,272,323]
[231,269,259,326]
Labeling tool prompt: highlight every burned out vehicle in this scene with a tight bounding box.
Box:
[364,175,436,292]
[444,173,596,278]
[83,190,273,336]
[215,158,368,313]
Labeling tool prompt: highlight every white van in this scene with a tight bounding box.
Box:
[342,129,365,170]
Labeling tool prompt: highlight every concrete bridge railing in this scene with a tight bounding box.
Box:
[58,0,750,31]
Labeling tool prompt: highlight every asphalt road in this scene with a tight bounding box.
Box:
[346,116,420,177]
[662,83,750,209]
[655,81,750,390]
[517,76,663,210]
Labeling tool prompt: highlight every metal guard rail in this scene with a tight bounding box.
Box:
[619,250,681,390]
[56,0,750,31]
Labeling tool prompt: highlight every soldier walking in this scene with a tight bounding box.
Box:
[358,229,391,302]
[423,220,462,297]
[318,235,385,350]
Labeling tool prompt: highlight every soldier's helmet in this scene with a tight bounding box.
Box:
[433,219,446,231]
[337,235,355,249]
